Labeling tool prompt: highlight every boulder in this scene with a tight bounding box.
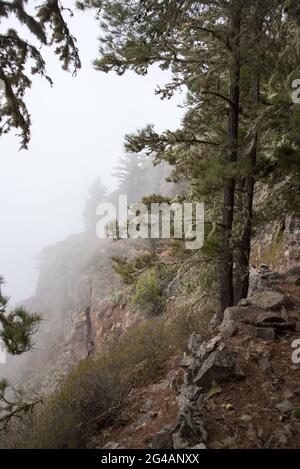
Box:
[249,290,291,311]
[256,311,285,324]
[193,345,245,392]
[275,400,293,414]
[187,334,206,359]
[175,407,208,449]
[255,327,276,341]
[103,442,119,449]
[151,427,174,449]
[219,306,254,336]
[259,356,273,375]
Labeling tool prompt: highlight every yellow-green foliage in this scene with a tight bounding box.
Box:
[132,268,165,315]
[112,253,154,285]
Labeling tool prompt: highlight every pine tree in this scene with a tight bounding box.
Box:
[81,0,299,317]
[0,0,80,149]
[83,177,107,233]
[0,276,41,431]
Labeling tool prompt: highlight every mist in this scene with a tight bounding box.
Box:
[0,8,183,304]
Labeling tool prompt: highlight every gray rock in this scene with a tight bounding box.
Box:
[177,407,208,446]
[268,273,287,285]
[249,290,291,311]
[220,306,254,336]
[259,264,270,273]
[151,427,174,449]
[259,356,273,375]
[286,267,300,277]
[180,354,200,370]
[275,400,293,414]
[208,313,222,332]
[187,334,205,359]
[172,432,189,450]
[256,311,285,324]
[190,443,207,449]
[238,298,251,307]
[255,327,276,341]
[103,442,119,449]
[193,345,245,392]
[239,414,252,423]
[178,385,203,408]
[141,398,153,413]
[221,323,239,339]
[258,427,270,444]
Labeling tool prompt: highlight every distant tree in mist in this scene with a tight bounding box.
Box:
[83,177,107,233]
[111,153,172,205]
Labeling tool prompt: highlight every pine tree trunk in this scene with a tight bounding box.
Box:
[219,4,241,318]
[236,134,257,300]
[236,9,262,302]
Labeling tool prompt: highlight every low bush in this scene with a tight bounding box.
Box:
[1,317,180,449]
[132,268,165,316]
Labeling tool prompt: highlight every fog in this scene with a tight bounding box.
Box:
[0,8,183,304]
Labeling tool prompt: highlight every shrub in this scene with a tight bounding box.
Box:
[1,318,178,449]
[132,268,165,316]
[112,253,154,285]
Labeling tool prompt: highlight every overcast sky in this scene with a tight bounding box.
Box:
[0,6,184,304]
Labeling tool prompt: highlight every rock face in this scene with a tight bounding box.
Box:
[284,213,300,270]
[248,291,291,311]
[151,427,174,449]
[173,336,245,448]
[170,267,300,449]
[193,345,245,391]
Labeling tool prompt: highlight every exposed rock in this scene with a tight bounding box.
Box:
[167,369,183,393]
[141,399,153,413]
[208,313,222,332]
[220,323,239,339]
[219,306,254,336]
[249,290,291,311]
[267,273,287,285]
[239,414,252,423]
[174,406,208,449]
[287,267,300,277]
[259,356,273,375]
[193,345,245,392]
[180,354,200,370]
[284,213,300,270]
[238,298,251,307]
[254,327,276,341]
[187,334,206,360]
[177,385,203,405]
[151,427,174,449]
[258,427,270,444]
[103,441,119,449]
[275,400,293,414]
[291,408,300,420]
[190,443,206,449]
[256,311,285,324]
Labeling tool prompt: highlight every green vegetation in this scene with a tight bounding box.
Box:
[0,0,80,148]
[2,314,208,448]
[132,268,165,316]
